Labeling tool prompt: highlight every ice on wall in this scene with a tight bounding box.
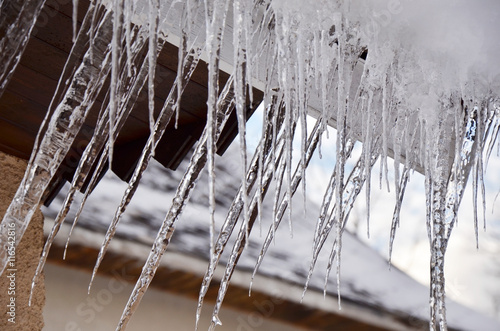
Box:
[0,0,499,330]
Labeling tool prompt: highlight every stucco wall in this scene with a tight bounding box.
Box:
[0,152,45,330]
[43,263,306,331]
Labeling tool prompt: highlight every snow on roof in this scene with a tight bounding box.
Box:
[43,143,500,331]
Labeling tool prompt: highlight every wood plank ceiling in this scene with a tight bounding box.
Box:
[0,0,262,204]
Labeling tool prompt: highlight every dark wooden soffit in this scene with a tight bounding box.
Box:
[0,0,262,205]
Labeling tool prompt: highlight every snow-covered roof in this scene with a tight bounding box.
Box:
[43,143,500,331]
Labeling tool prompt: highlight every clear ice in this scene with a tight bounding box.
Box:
[1,0,499,330]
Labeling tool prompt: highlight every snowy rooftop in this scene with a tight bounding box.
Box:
[42,144,500,331]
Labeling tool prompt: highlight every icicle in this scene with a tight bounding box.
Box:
[0,0,47,98]
[203,0,231,260]
[313,170,336,246]
[387,108,422,265]
[273,10,298,238]
[196,45,281,324]
[88,0,101,65]
[72,0,79,42]
[392,115,403,211]
[304,107,382,298]
[27,4,108,296]
[312,157,372,299]
[297,29,309,217]
[243,1,254,107]
[196,163,261,329]
[124,0,134,77]
[209,170,274,330]
[380,67,392,192]
[323,236,339,298]
[285,100,294,237]
[334,21,347,309]
[477,104,487,232]
[251,119,321,295]
[62,49,157,259]
[363,91,373,238]
[424,132,433,245]
[422,96,464,331]
[269,107,297,234]
[302,136,357,300]
[312,138,355,248]
[444,102,479,244]
[233,0,250,244]
[89,28,206,288]
[175,2,189,129]
[148,0,160,147]
[197,100,281,328]
[256,110,266,237]
[485,103,500,167]
[271,148,286,235]
[32,135,110,297]
[208,214,255,331]
[388,167,409,267]
[319,30,329,140]
[116,76,236,331]
[471,105,481,248]
[256,87,280,237]
[1,9,114,276]
[108,0,125,168]
[33,137,108,299]
[211,117,321,330]
[37,7,157,282]
[428,177,448,331]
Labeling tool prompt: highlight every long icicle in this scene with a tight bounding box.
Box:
[426,99,461,331]
[1,9,114,276]
[388,166,410,267]
[0,0,47,98]
[147,0,160,147]
[115,76,236,331]
[301,57,370,299]
[64,0,183,258]
[233,0,250,246]
[305,107,383,298]
[108,0,124,167]
[444,100,489,245]
[323,153,380,297]
[198,120,283,329]
[251,118,323,293]
[196,94,282,329]
[32,10,154,296]
[209,116,321,330]
[89,27,206,290]
[62,29,153,257]
[29,2,114,298]
[203,0,231,261]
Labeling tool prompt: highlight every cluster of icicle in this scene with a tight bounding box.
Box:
[1,0,499,330]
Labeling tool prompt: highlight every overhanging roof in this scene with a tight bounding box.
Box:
[45,219,400,331]
[0,0,262,205]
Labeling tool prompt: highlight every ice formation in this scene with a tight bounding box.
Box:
[1,0,499,330]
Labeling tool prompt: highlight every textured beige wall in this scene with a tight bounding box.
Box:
[43,263,305,331]
[0,152,45,330]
